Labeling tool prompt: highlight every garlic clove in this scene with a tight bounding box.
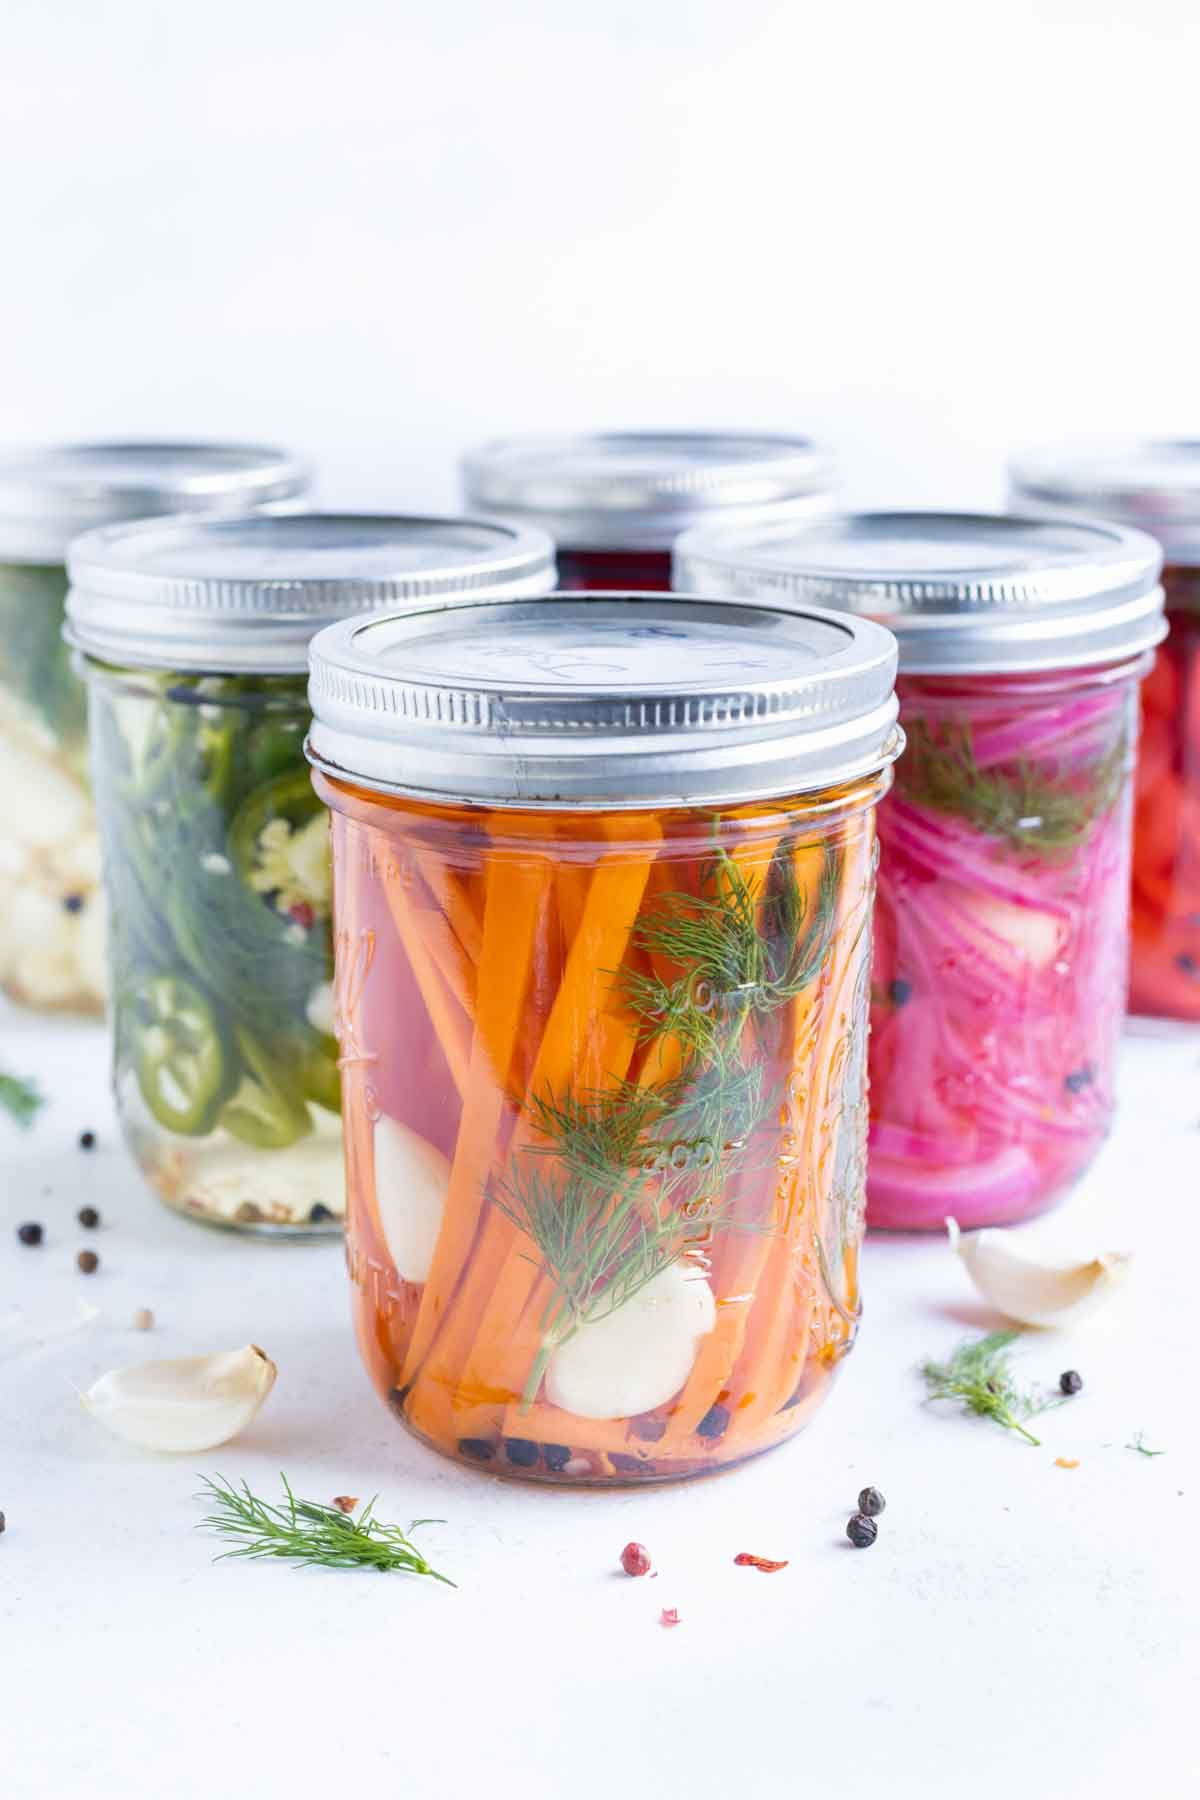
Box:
[82,1344,276,1452]
[372,1116,450,1284]
[546,1261,716,1420]
[946,1216,1133,1328]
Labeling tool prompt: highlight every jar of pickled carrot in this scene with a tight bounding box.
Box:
[676,513,1165,1231]
[307,592,901,1481]
[1010,443,1200,1020]
[65,513,554,1235]
[462,432,835,592]
[0,441,308,1014]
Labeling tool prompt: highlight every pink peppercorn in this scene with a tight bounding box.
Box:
[620,1541,651,1577]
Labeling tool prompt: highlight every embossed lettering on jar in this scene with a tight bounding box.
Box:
[676,512,1166,1231]
[462,432,836,592]
[1010,442,1200,1020]
[0,441,308,1013]
[65,512,554,1235]
[308,592,900,1481]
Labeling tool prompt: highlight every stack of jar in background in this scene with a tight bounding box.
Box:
[0,425,1190,1487]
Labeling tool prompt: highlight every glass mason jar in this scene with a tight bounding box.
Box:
[462,432,835,592]
[0,442,308,1013]
[1010,443,1200,1020]
[308,592,901,1481]
[65,513,554,1235]
[676,512,1165,1231]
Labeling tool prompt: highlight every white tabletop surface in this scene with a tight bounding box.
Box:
[2,1001,1197,1800]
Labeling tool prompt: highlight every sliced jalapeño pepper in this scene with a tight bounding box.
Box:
[218,1026,313,1149]
[131,976,231,1136]
[229,771,324,890]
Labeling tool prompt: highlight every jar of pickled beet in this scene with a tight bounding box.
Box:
[461,432,835,593]
[1010,443,1200,1020]
[676,513,1165,1230]
[0,442,308,1014]
[65,513,554,1235]
[307,591,900,1480]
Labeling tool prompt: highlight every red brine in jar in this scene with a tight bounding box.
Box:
[675,512,1166,1230]
[462,432,835,592]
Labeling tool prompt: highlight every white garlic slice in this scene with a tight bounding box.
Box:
[372,1116,450,1283]
[546,1261,716,1420]
[947,1217,1133,1328]
[82,1344,277,1452]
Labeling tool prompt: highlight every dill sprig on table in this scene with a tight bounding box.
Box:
[899,718,1126,855]
[0,1070,43,1128]
[196,1474,455,1581]
[921,1330,1052,1446]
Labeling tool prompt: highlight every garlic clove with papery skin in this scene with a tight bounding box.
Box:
[82,1344,277,1452]
[946,1217,1133,1328]
[372,1116,450,1284]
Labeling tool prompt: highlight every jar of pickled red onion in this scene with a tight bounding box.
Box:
[0,441,308,1013]
[676,513,1165,1230]
[66,513,553,1235]
[462,432,835,593]
[307,592,900,1480]
[1010,443,1200,1021]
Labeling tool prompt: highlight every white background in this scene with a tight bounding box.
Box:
[4,0,1200,512]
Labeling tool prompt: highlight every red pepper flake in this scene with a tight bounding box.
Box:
[733,1552,789,1572]
[1054,1458,1080,1470]
[332,1495,359,1513]
[288,902,316,930]
[659,1607,681,1628]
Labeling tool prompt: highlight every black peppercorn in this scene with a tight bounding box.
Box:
[17,1222,43,1246]
[78,1130,96,1151]
[846,1512,878,1548]
[61,893,84,915]
[542,1442,571,1472]
[696,1403,730,1440]
[857,1485,886,1517]
[1059,1369,1083,1396]
[77,1206,100,1229]
[1064,1067,1094,1096]
[888,977,913,1006]
[458,1437,496,1462]
[308,1203,333,1224]
[503,1437,539,1468]
[77,1249,100,1274]
[0,1509,5,1534]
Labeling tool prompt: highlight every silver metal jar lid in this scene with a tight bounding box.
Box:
[1009,441,1200,567]
[306,591,901,810]
[461,431,835,550]
[674,511,1165,676]
[0,442,309,564]
[66,513,557,676]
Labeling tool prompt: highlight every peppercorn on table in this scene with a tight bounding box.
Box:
[1,997,1196,1800]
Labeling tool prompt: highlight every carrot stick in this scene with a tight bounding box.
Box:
[379,844,473,1099]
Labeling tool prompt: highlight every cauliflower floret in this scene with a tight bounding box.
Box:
[249,814,332,919]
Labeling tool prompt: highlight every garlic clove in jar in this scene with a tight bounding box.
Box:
[82,1344,277,1452]
[546,1261,716,1421]
[372,1116,450,1284]
[946,1217,1133,1328]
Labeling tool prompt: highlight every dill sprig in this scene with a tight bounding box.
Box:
[899,718,1126,855]
[921,1331,1051,1445]
[0,1070,43,1129]
[1126,1431,1167,1458]
[196,1474,455,1581]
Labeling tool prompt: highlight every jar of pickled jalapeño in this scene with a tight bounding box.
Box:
[461,432,835,593]
[1010,443,1200,1020]
[65,513,554,1235]
[307,592,900,1480]
[0,442,307,1013]
[677,514,1165,1231]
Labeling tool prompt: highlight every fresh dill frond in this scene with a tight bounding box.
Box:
[1126,1431,1166,1458]
[899,719,1126,855]
[196,1474,455,1581]
[0,1070,43,1129]
[921,1331,1047,1445]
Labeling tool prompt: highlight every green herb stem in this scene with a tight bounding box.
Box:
[196,1474,455,1581]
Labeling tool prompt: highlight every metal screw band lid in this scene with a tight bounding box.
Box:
[0,442,309,563]
[674,511,1165,675]
[461,431,836,550]
[306,590,901,809]
[1009,440,1200,569]
[66,513,557,675]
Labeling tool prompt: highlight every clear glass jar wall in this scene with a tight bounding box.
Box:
[318,773,885,1481]
[86,663,343,1232]
[868,662,1142,1230]
[1130,568,1200,1019]
[0,559,102,1009]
